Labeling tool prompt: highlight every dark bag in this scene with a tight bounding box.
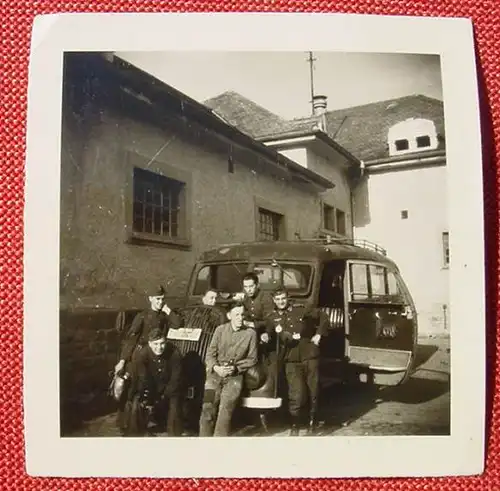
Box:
[108,372,130,403]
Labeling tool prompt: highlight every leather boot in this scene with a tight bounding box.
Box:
[289,416,300,436]
[306,410,317,436]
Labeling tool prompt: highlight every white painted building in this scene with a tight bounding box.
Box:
[205,92,448,334]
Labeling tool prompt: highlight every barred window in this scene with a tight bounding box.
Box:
[258,208,283,241]
[132,167,185,239]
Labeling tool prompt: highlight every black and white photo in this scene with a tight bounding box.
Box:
[24,13,486,478]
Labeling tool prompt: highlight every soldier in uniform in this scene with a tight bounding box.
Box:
[113,285,181,433]
[264,287,328,436]
[123,327,183,436]
[114,285,182,372]
[239,272,274,341]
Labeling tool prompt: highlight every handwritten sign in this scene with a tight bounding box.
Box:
[167,328,202,342]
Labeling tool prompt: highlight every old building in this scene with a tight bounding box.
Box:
[205,92,448,334]
[205,92,361,239]
[59,52,346,428]
[61,53,340,312]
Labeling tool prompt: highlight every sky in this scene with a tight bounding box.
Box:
[116,51,443,120]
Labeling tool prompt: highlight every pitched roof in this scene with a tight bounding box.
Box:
[204,91,288,139]
[204,92,446,162]
[324,95,445,161]
[64,54,334,191]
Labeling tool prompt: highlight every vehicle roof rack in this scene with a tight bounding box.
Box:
[211,236,387,256]
[302,236,387,256]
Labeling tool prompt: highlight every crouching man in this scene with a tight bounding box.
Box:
[199,301,258,437]
[124,327,183,436]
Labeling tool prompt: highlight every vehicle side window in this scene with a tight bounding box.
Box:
[369,265,386,296]
[387,271,400,296]
[349,263,403,302]
[350,263,369,300]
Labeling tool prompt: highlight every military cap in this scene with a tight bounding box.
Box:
[148,285,166,297]
[148,327,165,342]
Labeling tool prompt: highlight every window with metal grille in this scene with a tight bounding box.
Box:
[258,208,283,241]
[132,167,185,239]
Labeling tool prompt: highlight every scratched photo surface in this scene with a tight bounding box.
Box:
[59,51,450,439]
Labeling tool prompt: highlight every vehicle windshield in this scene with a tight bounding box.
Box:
[192,262,313,296]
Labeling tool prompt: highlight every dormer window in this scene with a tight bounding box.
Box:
[388,118,439,156]
[395,139,409,151]
[416,135,431,148]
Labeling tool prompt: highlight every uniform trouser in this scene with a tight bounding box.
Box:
[123,394,182,436]
[199,373,243,437]
[284,358,319,420]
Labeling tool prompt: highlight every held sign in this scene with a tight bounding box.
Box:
[167,327,202,342]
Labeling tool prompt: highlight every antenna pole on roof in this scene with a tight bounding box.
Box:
[307,51,317,115]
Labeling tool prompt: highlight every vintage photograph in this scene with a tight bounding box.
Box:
[24,13,485,478]
[59,49,450,439]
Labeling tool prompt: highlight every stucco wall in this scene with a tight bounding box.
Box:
[352,164,449,334]
[306,148,353,237]
[60,107,324,311]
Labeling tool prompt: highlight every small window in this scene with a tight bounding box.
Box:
[416,135,431,148]
[442,232,450,267]
[395,139,409,151]
[401,210,408,219]
[336,209,346,235]
[323,203,335,231]
[258,208,283,241]
[133,167,185,240]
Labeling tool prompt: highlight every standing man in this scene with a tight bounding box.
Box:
[115,285,181,373]
[124,327,183,436]
[199,301,258,437]
[114,285,181,434]
[239,273,274,341]
[265,287,328,436]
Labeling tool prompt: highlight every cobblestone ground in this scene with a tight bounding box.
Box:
[67,335,450,438]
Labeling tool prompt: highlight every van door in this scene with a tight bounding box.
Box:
[345,261,417,383]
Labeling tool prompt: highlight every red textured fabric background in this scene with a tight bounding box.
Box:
[1,0,498,489]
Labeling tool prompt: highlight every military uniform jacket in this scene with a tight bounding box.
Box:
[265,304,329,362]
[120,308,182,362]
[243,289,274,333]
[129,343,182,403]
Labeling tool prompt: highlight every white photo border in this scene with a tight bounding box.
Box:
[24,12,486,478]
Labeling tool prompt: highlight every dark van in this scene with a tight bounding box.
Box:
[176,237,418,412]
[116,237,418,425]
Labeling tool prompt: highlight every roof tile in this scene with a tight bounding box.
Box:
[204,92,445,161]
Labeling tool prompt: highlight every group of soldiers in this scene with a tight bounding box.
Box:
[113,273,328,437]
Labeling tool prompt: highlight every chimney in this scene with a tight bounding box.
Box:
[312,94,327,116]
[312,95,328,132]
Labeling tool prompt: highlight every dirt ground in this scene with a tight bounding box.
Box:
[66,334,450,438]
